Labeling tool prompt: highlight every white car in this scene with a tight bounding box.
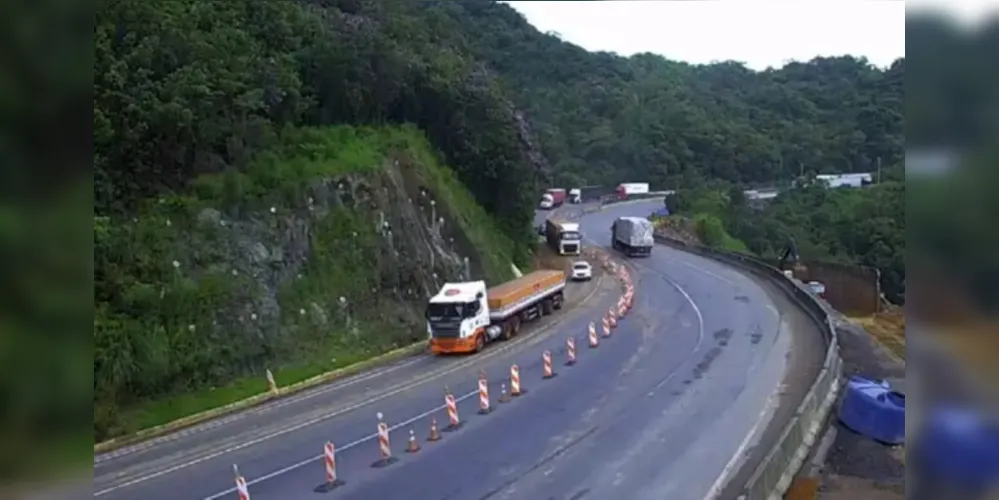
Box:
[571,261,592,281]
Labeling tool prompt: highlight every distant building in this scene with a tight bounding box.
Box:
[815,173,872,188]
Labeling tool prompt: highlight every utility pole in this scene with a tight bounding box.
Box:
[876,156,882,184]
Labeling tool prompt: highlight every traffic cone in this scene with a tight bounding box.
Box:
[406,429,421,453]
[499,383,511,403]
[427,417,441,442]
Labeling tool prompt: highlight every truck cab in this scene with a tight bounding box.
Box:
[426,281,500,353]
[426,270,566,354]
[545,219,582,255]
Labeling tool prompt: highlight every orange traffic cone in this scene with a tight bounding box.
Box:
[427,418,441,442]
[498,383,511,403]
[406,429,421,453]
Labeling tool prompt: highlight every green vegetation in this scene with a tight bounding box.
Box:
[95,125,517,441]
[431,3,903,187]
[664,174,905,303]
[89,0,911,464]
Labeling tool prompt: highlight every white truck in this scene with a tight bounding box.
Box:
[425,270,567,354]
[615,182,650,200]
[545,219,582,255]
[611,216,654,257]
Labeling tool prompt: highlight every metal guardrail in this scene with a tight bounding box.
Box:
[653,236,842,500]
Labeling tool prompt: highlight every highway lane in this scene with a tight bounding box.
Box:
[92,253,623,500]
[94,200,808,500]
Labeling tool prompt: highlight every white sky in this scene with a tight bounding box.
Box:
[504,1,996,71]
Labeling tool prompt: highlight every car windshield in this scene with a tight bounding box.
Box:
[573,263,589,270]
[562,231,581,240]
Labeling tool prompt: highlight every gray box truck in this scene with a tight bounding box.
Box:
[611,216,654,257]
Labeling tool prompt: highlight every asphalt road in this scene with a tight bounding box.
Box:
[90,200,816,500]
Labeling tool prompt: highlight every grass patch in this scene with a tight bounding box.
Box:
[691,213,752,254]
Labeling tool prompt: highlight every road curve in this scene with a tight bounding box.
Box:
[91,200,813,500]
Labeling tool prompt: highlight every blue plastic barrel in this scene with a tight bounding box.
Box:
[837,376,906,444]
[915,406,999,489]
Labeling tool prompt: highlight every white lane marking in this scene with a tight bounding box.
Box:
[200,391,479,500]
[95,355,429,463]
[652,273,705,391]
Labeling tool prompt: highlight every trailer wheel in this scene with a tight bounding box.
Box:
[541,298,554,316]
[508,316,522,337]
[474,332,485,353]
[552,291,564,310]
[501,321,513,341]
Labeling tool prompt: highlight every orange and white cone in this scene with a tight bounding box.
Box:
[234,465,250,500]
[406,429,421,453]
[588,321,599,348]
[444,389,461,430]
[608,308,618,328]
[314,441,345,491]
[499,383,511,403]
[427,417,442,442]
[372,412,396,467]
[478,375,491,414]
[565,337,577,366]
[602,316,612,337]
[510,364,525,396]
[542,350,556,379]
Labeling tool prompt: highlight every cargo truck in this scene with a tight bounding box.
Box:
[426,270,566,354]
[545,219,582,255]
[616,182,650,200]
[539,188,567,209]
[568,185,608,204]
[611,216,654,257]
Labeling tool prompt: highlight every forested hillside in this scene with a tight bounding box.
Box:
[91,0,908,452]
[423,2,904,187]
[94,0,546,442]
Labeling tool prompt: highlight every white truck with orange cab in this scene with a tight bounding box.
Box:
[426,270,566,354]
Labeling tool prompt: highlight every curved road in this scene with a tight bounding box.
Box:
[93,200,819,500]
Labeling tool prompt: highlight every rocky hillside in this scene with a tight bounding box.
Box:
[94,126,516,440]
[93,0,554,441]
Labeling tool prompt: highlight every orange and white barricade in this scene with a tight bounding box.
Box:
[542,350,556,378]
[372,412,395,467]
[510,364,524,396]
[588,321,599,347]
[444,389,461,430]
[234,465,250,500]
[478,373,491,414]
[566,337,576,365]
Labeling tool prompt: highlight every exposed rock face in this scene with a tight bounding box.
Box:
[173,156,491,373]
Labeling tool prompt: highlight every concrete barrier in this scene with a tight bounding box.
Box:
[654,235,841,500]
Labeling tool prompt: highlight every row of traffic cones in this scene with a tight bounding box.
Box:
[234,256,636,498]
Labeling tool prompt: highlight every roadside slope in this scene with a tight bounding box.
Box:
[95,125,518,445]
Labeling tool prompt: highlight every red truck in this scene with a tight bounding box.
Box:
[538,188,567,209]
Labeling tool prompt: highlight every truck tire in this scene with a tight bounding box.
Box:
[507,316,521,338]
[474,332,485,353]
[501,322,513,341]
[552,291,564,310]
[541,298,554,316]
